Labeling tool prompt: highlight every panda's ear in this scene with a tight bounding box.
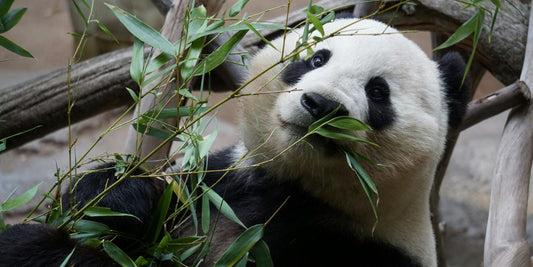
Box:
[437,52,470,128]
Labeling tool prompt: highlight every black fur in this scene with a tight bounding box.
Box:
[438,52,470,128]
[365,76,395,130]
[0,224,117,267]
[200,148,421,267]
[63,163,163,237]
[282,49,331,85]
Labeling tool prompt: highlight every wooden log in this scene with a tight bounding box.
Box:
[0,48,137,150]
[483,2,533,266]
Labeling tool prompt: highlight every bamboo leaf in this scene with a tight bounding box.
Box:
[103,241,137,267]
[305,11,324,36]
[146,183,173,243]
[214,224,264,267]
[141,107,210,122]
[326,117,371,131]
[200,185,246,228]
[59,247,76,267]
[83,206,140,221]
[245,23,277,51]
[131,123,181,142]
[194,30,248,76]
[229,0,249,17]
[125,87,139,103]
[434,11,480,51]
[0,7,26,33]
[106,4,176,56]
[181,36,205,80]
[314,128,378,146]
[249,240,273,267]
[72,220,110,235]
[0,182,42,212]
[0,0,14,17]
[130,38,144,86]
[198,129,217,159]
[0,34,33,57]
[95,19,118,43]
[201,193,210,234]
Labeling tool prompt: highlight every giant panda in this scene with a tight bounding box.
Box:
[0,18,468,267]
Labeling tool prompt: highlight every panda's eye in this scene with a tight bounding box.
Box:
[365,77,390,102]
[311,54,325,68]
[308,49,331,69]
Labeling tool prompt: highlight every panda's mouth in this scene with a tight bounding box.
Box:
[278,114,342,154]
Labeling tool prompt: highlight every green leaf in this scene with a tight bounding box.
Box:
[141,106,210,122]
[131,123,181,142]
[320,11,335,25]
[0,7,26,33]
[235,253,249,267]
[200,185,246,228]
[313,128,378,146]
[106,4,176,56]
[307,4,324,14]
[59,247,76,267]
[83,206,140,221]
[181,36,205,80]
[125,87,139,103]
[326,117,371,131]
[201,193,210,234]
[0,34,33,57]
[229,0,249,17]
[187,5,208,36]
[0,141,5,152]
[0,0,14,17]
[434,11,480,51]
[249,240,273,267]
[146,183,173,243]
[343,150,379,221]
[0,182,41,212]
[194,29,248,76]
[490,0,501,7]
[214,224,264,267]
[198,129,217,159]
[95,19,118,43]
[130,38,144,86]
[103,241,137,267]
[70,0,88,26]
[305,11,324,36]
[72,219,110,235]
[462,10,485,84]
[245,23,277,51]
[307,106,341,132]
[146,52,174,74]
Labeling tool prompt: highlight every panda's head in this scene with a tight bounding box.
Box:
[238,18,468,191]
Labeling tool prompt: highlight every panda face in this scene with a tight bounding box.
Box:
[239,19,448,180]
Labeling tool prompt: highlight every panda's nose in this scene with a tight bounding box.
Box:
[300,93,348,120]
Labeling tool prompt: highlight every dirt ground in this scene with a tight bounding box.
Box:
[0,1,526,266]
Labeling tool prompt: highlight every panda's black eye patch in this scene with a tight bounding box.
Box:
[365,76,390,102]
[364,76,395,130]
[281,49,331,85]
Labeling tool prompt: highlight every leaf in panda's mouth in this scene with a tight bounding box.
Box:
[306,108,380,229]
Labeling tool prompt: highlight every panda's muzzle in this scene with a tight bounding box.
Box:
[300,93,348,120]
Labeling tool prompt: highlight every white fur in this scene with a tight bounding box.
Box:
[237,19,449,267]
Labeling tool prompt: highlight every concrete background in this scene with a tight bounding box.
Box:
[0,1,528,266]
